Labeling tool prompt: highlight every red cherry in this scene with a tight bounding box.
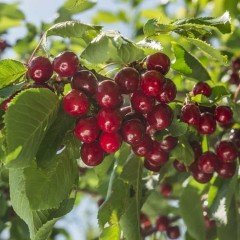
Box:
[132,135,152,157]
[232,57,240,71]
[216,141,238,163]
[147,103,173,130]
[204,216,216,229]
[190,141,202,160]
[156,79,177,103]
[0,94,17,111]
[63,90,89,117]
[146,52,170,75]
[97,109,122,133]
[120,106,132,117]
[114,67,140,94]
[140,213,152,231]
[191,166,213,184]
[28,56,53,83]
[229,129,240,149]
[0,39,8,52]
[229,71,240,85]
[173,160,186,172]
[193,82,212,97]
[180,103,200,128]
[74,117,100,143]
[214,106,233,125]
[141,70,165,97]
[81,142,105,166]
[156,216,169,232]
[160,183,172,197]
[99,132,122,153]
[144,159,161,172]
[96,80,123,109]
[71,70,98,95]
[199,113,216,135]
[216,162,236,179]
[159,136,178,152]
[167,226,180,239]
[53,51,79,77]
[198,151,219,174]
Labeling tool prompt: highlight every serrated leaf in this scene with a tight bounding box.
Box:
[62,0,96,13]
[167,118,188,137]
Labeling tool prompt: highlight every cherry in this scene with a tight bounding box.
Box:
[173,160,186,172]
[229,129,240,148]
[167,226,180,239]
[131,91,155,114]
[63,90,89,117]
[114,67,140,94]
[147,103,173,130]
[192,82,212,97]
[0,39,8,52]
[160,183,172,197]
[132,135,152,157]
[214,106,233,125]
[96,80,123,109]
[74,117,100,143]
[99,132,122,153]
[28,56,53,83]
[232,57,240,71]
[199,113,216,135]
[204,216,216,229]
[0,94,17,111]
[121,119,145,145]
[216,141,238,163]
[229,72,240,85]
[156,79,177,103]
[216,162,236,179]
[180,103,200,128]
[81,142,105,166]
[71,70,98,95]
[140,213,152,231]
[198,151,219,174]
[53,51,79,77]
[144,159,161,172]
[190,141,202,160]
[141,70,165,97]
[191,166,213,184]
[156,216,169,232]
[146,52,170,75]
[120,106,132,117]
[159,135,178,152]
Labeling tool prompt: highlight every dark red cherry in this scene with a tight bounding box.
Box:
[173,160,186,172]
[97,109,122,133]
[71,70,98,95]
[180,103,200,128]
[232,57,240,71]
[214,106,233,125]
[28,56,53,83]
[216,162,236,179]
[144,159,161,172]
[156,216,169,232]
[147,103,173,130]
[229,72,240,85]
[63,90,89,117]
[198,151,219,174]
[160,183,172,197]
[53,51,79,77]
[159,136,178,152]
[199,113,216,135]
[216,141,238,163]
[229,129,240,149]
[0,39,8,52]
[156,79,177,103]
[96,80,123,109]
[167,226,180,239]
[193,82,212,97]
[146,52,170,75]
[114,67,140,94]
[191,166,213,184]
[99,132,122,153]
[81,142,105,166]
[140,213,152,231]
[132,135,152,157]
[74,117,100,143]
[120,106,132,117]
[141,70,165,97]
[0,94,17,111]
[204,216,216,229]
[190,141,202,160]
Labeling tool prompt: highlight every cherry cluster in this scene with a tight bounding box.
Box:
[226,57,240,85]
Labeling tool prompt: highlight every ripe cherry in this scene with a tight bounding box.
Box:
[198,151,219,174]
[214,106,233,125]
[156,79,177,103]
[147,103,173,130]
[167,226,180,239]
[141,70,165,97]
[144,159,161,172]
[131,91,155,114]
[160,183,172,197]
[114,67,140,94]
[191,164,213,183]
[193,82,212,97]
[99,132,122,153]
[63,90,89,117]
[180,103,200,128]
[229,129,240,149]
[0,94,17,111]
[159,136,178,152]
[96,80,123,109]
[216,141,238,163]
[173,160,186,172]
[232,57,240,71]
[81,142,105,166]
[229,72,240,85]
[0,39,8,52]
[28,56,53,83]
[156,216,169,232]
[71,70,98,95]
[204,216,216,229]
[97,109,122,133]
[132,135,152,157]
[53,51,79,77]
[216,162,236,179]
[74,117,100,143]
[199,113,216,135]
[140,213,152,231]
[146,52,170,75]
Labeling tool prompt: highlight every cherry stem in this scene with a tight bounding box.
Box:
[28,34,45,64]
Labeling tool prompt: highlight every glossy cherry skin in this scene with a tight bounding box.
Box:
[199,113,216,135]
[99,132,122,153]
[53,51,79,77]
[216,141,238,163]
[63,90,89,117]
[156,216,169,232]
[144,159,161,172]
[167,226,180,239]
[229,128,240,149]
[141,70,165,97]
[96,80,123,109]
[80,142,105,166]
[214,106,233,125]
[132,135,152,157]
[216,162,236,179]
[173,160,186,172]
[180,103,200,128]
[114,67,140,94]
[191,166,213,184]
[140,213,152,231]
[97,109,122,133]
[160,183,172,197]
[28,56,53,83]
[131,91,155,114]
[159,136,178,152]
[193,82,212,97]
[146,52,170,75]
[190,140,202,160]
[198,151,219,174]
[71,70,98,95]
[147,103,173,130]
[204,216,216,229]
[121,119,145,145]
[156,79,177,103]
[74,117,100,143]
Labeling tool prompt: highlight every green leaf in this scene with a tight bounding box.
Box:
[167,118,188,137]
[62,0,96,13]
[171,42,211,81]
[4,89,59,168]
[0,60,27,89]
[180,185,206,240]
[0,3,25,20]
